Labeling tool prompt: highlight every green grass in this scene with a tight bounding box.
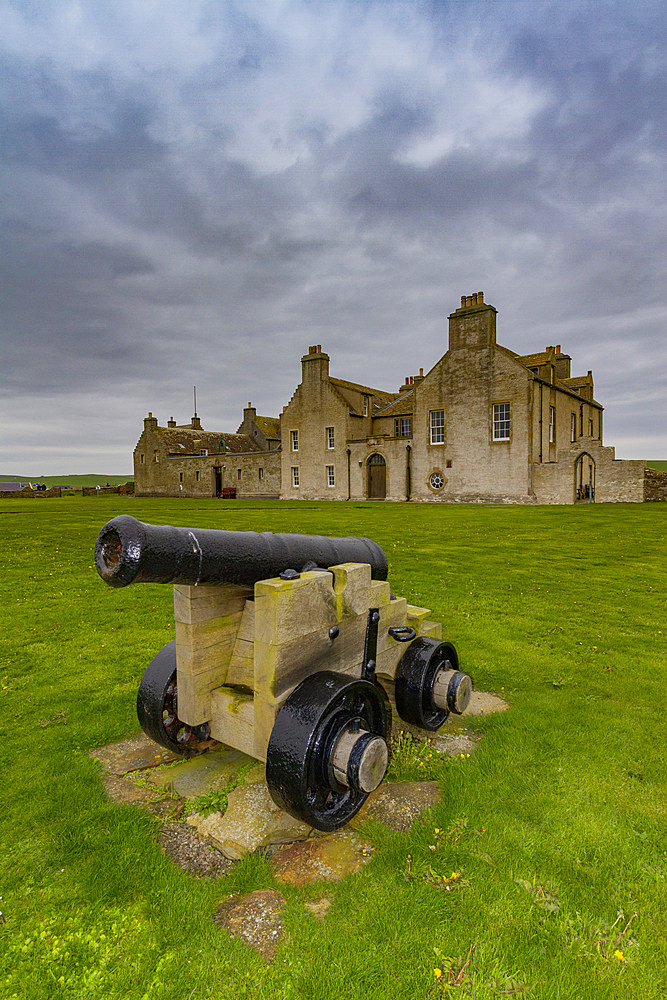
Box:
[1,498,665,999]
[647,460,667,472]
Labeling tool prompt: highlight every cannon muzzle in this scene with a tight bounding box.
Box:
[95,515,388,589]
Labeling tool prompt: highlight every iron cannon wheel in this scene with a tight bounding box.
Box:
[395,637,460,731]
[136,640,216,756]
[266,671,389,832]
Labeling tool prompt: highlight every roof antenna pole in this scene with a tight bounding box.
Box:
[193,385,197,417]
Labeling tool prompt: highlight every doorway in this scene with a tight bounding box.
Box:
[367,453,386,499]
[574,453,595,502]
[214,467,222,498]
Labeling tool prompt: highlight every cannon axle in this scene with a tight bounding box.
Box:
[395,637,472,730]
[331,726,389,793]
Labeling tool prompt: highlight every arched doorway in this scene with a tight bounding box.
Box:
[575,453,596,502]
[367,453,386,499]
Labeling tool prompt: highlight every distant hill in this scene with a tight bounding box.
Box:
[0,474,133,488]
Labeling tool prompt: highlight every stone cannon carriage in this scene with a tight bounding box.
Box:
[95,515,472,831]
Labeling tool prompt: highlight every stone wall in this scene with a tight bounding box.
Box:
[280,351,355,500]
[136,450,280,498]
[411,319,535,502]
[0,486,62,499]
[644,468,667,502]
[348,437,413,501]
[134,416,280,498]
[82,483,134,497]
[130,293,659,507]
[531,442,646,503]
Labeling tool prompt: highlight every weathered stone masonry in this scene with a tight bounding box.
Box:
[134,293,661,505]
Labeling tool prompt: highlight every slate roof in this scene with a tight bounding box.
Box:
[562,376,591,389]
[255,415,281,438]
[374,390,414,417]
[329,377,397,413]
[160,428,261,455]
[517,350,570,367]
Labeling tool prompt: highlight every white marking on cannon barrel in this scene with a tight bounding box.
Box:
[188,531,203,585]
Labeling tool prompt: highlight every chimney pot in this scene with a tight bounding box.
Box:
[472,293,478,305]
[316,344,321,353]
[419,367,424,377]
[460,295,466,308]
[556,345,561,355]
[148,411,153,418]
[478,291,484,303]
[466,295,472,307]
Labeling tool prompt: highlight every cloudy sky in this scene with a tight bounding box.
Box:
[2,0,665,475]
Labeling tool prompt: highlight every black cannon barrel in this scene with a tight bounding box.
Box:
[95,515,388,589]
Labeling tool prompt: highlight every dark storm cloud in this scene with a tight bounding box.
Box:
[1,0,665,473]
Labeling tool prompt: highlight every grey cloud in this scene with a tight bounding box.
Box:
[1,0,665,473]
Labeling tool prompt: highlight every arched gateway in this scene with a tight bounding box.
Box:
[575,453,596,502]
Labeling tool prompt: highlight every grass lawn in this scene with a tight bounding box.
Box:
[1,497,665,999]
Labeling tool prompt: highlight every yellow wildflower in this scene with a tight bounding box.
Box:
[614,950,625,962]
[434,968,442,979]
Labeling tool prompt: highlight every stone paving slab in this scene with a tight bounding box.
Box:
[93,687,507,876]
[90,733,179,775]
[214,889,286,960]
[350,780,441,833]
[148,747,261,798]
[187,781,313,859]
[304,897,331,922]
[271,831,372,886]
[101,775,183,820]
[158,822,234,879]
[463,690,508,716]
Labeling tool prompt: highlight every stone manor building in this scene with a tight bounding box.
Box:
[134,292,662,504]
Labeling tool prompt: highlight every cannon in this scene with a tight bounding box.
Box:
[95,515,472,831]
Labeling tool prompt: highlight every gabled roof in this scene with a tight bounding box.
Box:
[157,427,261,455]
[217,433,262,454]
[374,390,414,417]
[255,415,281,438]
[562,376,592,389]
[517,350,570,368]
[329,377,397,413]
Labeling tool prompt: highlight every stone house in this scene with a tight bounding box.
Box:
[134,409,281,499]
[134,292,665,504]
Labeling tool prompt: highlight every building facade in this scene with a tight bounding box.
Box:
[134,292,663,504]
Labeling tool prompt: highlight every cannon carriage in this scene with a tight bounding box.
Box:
[95,515,472,831]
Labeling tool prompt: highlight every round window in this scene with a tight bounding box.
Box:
[429,472,445,490]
